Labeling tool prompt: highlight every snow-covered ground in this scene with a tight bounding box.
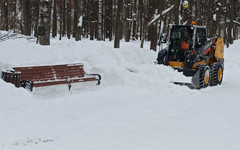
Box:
[0,34,240,150]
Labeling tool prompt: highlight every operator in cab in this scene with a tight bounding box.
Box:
[181,30,191,50]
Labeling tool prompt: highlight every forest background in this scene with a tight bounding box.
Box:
[0,0,239,50]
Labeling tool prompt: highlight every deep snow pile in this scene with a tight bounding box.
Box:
[0,36,190,95]
[0,35,240,150]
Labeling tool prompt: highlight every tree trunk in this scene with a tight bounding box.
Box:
[114,0,123,48]
[52,0,57,38]
[228,0,234,44]
[98,0,103,40]
[33,1,40,37]
[94,0,98,39]
[90,0,96,40]
[73,0,78,37]
[132,0,137,40]
[150,25,158,51]
[38,0,50,45]
[139,0,143,40]
[62,0,66,37]
[4,0,8,31]
[105,0,113,41]
[59,0,63,40]
[149,0,158,51]
[67,0,71,39]
[125,0,131,42]
[174,0,180,24]
[22,0,31,35]
[75,0,83,41]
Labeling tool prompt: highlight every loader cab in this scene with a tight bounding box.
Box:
[166,25,207,61]
[167,25,194,61]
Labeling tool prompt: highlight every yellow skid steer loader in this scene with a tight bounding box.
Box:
[157,24,224,89]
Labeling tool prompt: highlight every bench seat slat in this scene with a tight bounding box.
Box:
[21,74,87,82]
[20,71,85,77]
[20,73,85,81]
[14,64,83,71]
[14,66,84,73]
[34,77,98,87]
[14,69,82,75]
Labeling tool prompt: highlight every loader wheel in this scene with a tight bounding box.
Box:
[198,65,210,88]
[210,62,223,86]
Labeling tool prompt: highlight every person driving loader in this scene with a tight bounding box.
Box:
[181,30,190,50]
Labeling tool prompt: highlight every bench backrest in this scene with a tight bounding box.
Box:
[13,63,85,86]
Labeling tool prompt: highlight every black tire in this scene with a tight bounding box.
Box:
[198,64,210,88]
[210,62,223,86]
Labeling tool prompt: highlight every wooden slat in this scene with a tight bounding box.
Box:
[14,66,84,74]
[20,72,85,81]
[20,70,84,77]
[34,77,97,87]
[14,63,83,71]
[16,67,84,75]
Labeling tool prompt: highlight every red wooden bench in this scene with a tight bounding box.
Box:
[10,63,101,91]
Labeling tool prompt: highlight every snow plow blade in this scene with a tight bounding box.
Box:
[173,70,201,89]
[173,82,198,89]
[191,70,200,88]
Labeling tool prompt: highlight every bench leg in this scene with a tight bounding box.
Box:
[68,83,72,91]
[20,80,34,92]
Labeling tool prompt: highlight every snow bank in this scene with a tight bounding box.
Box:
[0,36,190,94]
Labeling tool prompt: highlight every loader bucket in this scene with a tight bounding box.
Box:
[191,70,200,88]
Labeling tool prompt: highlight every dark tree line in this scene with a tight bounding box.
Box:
[0,0,239,48]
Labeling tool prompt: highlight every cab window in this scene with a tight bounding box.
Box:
[195,28,207,48]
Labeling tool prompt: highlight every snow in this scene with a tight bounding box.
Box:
[1,32,240,150]
[148,5,174,26]
[78,16,83,27]
[183,0,188,6]
[213,14,217,21]
[233,20,240,25]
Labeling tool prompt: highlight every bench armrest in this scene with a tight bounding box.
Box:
[87,74,101,85]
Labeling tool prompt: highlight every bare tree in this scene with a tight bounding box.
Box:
[105,0,113,41]
[4,0,9,31]
[67,0,71,39]
[114,0,123,48]
[52,0,57,38]
[98,0,103,40]
[62,0,66,37]
[22,0,31,35]
[38,0,50,45]
[124,0,131,42]
[75,0,83,41]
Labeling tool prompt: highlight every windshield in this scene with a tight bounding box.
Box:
[169,26,193,51]
[168,26,194,61]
